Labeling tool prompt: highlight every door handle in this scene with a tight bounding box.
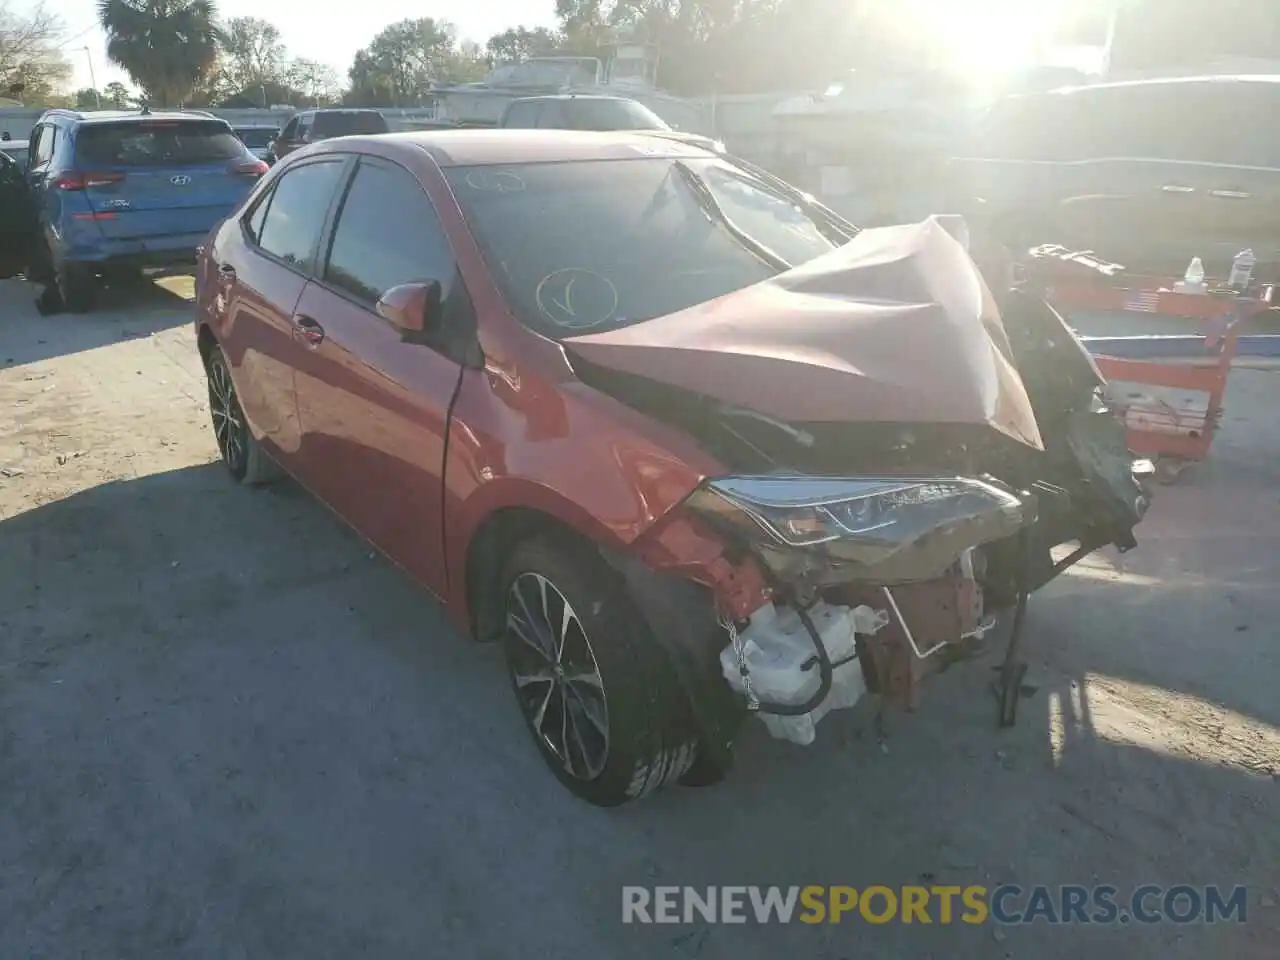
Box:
[1209,189,1251,199]
[217,263,236,281]
[1161,184,1195,193]
[292,314,324,345]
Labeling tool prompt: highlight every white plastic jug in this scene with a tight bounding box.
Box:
[1228,249,1256,290]
[1174,256,1207,295]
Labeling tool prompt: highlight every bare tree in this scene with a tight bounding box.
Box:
[286,57,338,106]
[0,2,71,104]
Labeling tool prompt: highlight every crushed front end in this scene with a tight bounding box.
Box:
[568,217,1152,754]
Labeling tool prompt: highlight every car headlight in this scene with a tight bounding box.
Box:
[687,475,1028,579]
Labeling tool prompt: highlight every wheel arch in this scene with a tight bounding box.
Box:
[461,500,625,644]
[196,320,218,366]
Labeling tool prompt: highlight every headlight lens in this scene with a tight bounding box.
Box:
[688,475,1027,576]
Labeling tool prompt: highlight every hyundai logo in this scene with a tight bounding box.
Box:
[170,175,191,186]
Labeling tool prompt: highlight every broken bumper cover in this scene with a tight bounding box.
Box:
[685,474,1029,585]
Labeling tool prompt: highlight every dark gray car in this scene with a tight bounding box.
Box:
[268,109,389,163]
[948,75,1280,279]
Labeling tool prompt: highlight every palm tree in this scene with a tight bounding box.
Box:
[97,0,221,107]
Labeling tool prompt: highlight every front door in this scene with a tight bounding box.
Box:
[291,155,470,598]
[216,156,349,470]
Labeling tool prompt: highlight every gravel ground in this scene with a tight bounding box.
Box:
[1,275,1277,959]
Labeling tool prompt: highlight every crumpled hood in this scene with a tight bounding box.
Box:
[563,216,1044,450]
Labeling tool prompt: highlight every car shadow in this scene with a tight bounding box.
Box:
[0,436,1276,958]
[0,273,194,368]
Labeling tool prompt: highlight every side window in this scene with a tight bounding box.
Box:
[244,186,273,242]
[297,115,313,140]
[33,124,55,165]
[254,159,345,267]
[26,126,42,164]
[503,102,538,128]
[279,117,298,140]
[537,102,568,129]
[323,159,455,304]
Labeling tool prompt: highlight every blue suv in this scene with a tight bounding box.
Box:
[25,108,267,312]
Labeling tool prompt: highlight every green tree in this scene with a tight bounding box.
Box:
[351,17,457,106]
[97,0,222,107]
[486,26,561,64]
[344,49,392,105]
[103,79,134,107]
[73,86,101,108]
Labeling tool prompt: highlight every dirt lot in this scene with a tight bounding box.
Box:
[1,275,1277,959]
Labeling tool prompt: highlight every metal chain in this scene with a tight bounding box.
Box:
[720,612,759,711]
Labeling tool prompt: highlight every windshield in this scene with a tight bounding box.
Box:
[447,157,839,338]
[568,100,669,131]
[75,120,247,167]
[235,128,277,148]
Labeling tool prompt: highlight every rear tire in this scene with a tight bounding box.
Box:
[204,343,280,486]
[500,535,701,807]
[55,260,96,313]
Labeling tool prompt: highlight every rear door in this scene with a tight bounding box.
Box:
[73,118,264,243]
[291,155,471,597]
[0,152,32,277]
[1163,81,1280,276]
[215,156,350,471]
[1040,83,1193,270]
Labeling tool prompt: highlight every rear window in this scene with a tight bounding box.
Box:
[563,100,670,132]
[75,120,247,167]
[235,128,277,148]
[311,112,388,136]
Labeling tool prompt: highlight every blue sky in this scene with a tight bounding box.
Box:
[49,0,559,91]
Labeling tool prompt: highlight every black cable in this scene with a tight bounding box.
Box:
[750,595,836,718]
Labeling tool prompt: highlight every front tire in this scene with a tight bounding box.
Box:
[501,536,700,807]
[204,343,279,486]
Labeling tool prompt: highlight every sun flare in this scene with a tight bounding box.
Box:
[874,0,1073,75]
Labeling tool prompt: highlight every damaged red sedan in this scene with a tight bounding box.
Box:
[194,130,1150,806]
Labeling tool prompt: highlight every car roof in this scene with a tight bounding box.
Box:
[378,129,715,166]
[49,109,226,126]
[512,94,637,103]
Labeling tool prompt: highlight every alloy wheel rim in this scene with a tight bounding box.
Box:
[208,359,246,472]
[506,572,610,781]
